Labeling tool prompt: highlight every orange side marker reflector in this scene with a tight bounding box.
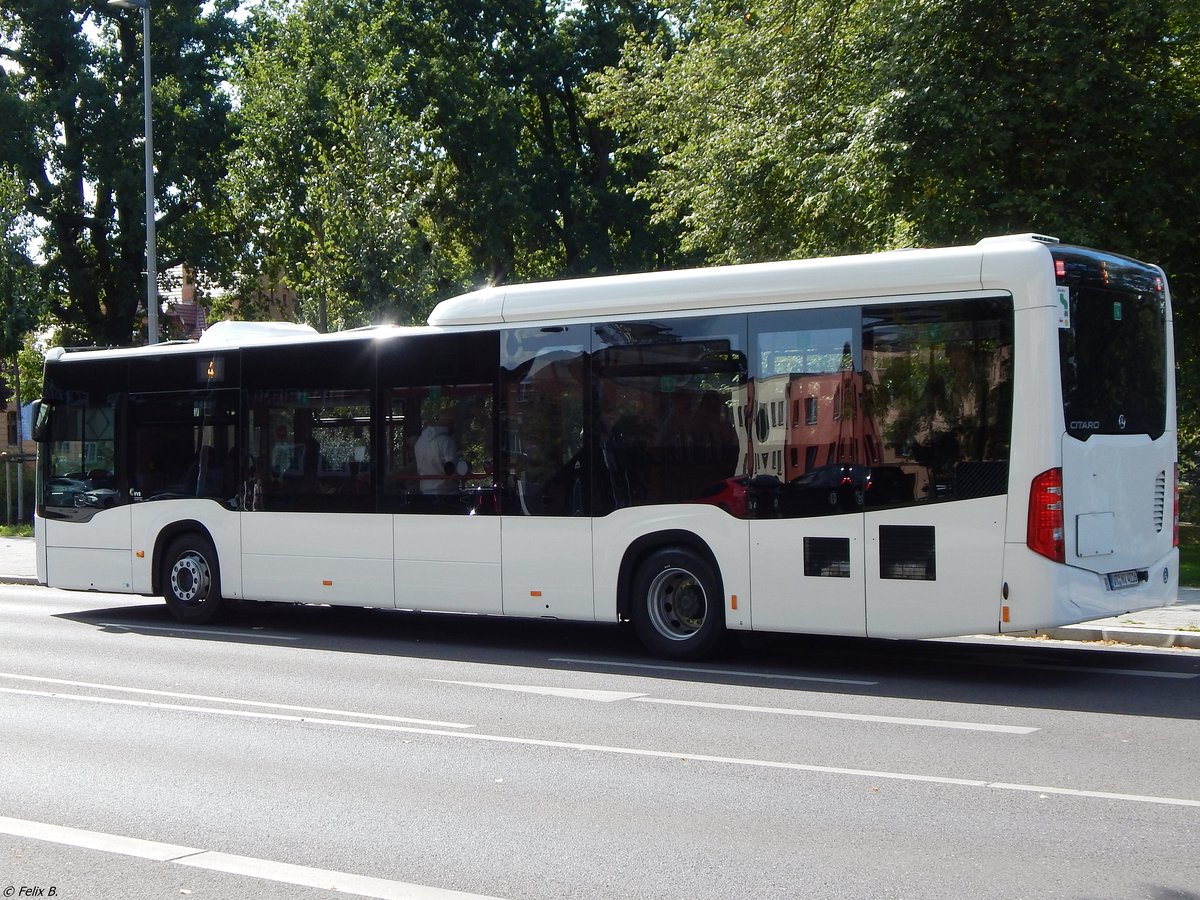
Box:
[530,590,542,597]
[323,580,333,587]
[731,594,738,610]
[1002,606,1010,623]
[135,550,144,559]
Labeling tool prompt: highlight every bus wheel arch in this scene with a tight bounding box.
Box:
[154,524,225,624]
[619,531,728,660]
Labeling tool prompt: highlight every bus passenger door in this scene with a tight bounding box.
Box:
[744,307,869,636]
[499,325,596,621]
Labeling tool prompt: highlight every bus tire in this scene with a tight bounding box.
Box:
[630,546,726,660]
[161,534,224,624]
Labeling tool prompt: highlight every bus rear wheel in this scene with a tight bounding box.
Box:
[162,534,224,624]
[630,546,726,660]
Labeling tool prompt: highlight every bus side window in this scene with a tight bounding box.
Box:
[129,392,237,505]
[593,315,746,515]
[249,389,372,512]
[501,327,590,517]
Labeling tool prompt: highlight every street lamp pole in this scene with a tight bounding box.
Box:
[109,0,159,344]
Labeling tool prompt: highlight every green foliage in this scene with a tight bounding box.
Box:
[869,0,1200,257]
[590,0,912,262]
[0,169,41,356]
[219,0,459,328]
[223,0,677,331]
[0,0,242,346]
[593,0,1200,270]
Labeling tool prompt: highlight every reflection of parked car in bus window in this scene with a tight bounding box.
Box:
[863,465,915,507]
[694,476,749,517]
[785,464,870,514]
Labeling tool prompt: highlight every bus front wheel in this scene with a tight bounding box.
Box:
[630,546,726,660]
[162,534,224,624]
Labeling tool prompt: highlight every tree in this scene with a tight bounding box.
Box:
[218,0,458,329]
[0,170,41,361]
[594,0,1200,266]
[0,0,242,346]
[590,0,907,264]
[223,0,675,331]
[866,0,1200,258]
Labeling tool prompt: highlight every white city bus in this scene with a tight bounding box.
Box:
[32,234,1178,658]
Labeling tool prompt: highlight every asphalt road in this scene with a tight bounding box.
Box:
[2,584,1199,900]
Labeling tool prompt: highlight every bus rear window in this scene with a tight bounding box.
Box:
[1057,252,1166,440]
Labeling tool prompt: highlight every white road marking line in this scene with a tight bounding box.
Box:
[0,815,200,861]
[0,687,479,734]
[99,622,301,641]
[1017,664,1197,680]
[632,697,1038,734]
[555,656,1197,682]
[381,729,1200,808]
[987,782,1200,805]
[0,672,472,729]
[430,679,1034,733]
[550,658,877,685]
[0,815,505,900]
[429,680,646,702]
[3,685,1193,808]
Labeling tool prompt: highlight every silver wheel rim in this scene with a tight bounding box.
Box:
[646,566,707,641]
[170,551,211,606]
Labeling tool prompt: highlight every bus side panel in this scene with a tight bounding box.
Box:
[592,506,751,629]
[41,506,132,592]
[394,514,501,614]
[501,517,592,619]
[129,500,242,598]
[864,495,1008,639]
[749,517,866,636]
[242,512,394,608]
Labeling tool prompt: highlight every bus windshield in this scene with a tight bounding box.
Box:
[1055,249,1167,441]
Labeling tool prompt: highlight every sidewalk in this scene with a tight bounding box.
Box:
[0,536,36,585]
[1031,587,1200,649]
[3,534,1199,648]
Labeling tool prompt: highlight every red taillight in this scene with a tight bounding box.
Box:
[1055,259,1067,278]
[1174,463,1180,548]
[1028,468,1065,563]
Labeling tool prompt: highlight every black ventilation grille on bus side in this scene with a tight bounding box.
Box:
[804,537,851,578]
[879,525,936,581]
[1154,470,1166,533]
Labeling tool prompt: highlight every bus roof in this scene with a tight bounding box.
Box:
[45,234,1061,363]
[427,234,1058,327]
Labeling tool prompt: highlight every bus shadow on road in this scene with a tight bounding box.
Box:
[56,599,1200,722]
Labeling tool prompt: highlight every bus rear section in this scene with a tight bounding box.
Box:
[1007,246,1177,630]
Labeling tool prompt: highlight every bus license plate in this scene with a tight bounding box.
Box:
[1107,570,1139,591]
